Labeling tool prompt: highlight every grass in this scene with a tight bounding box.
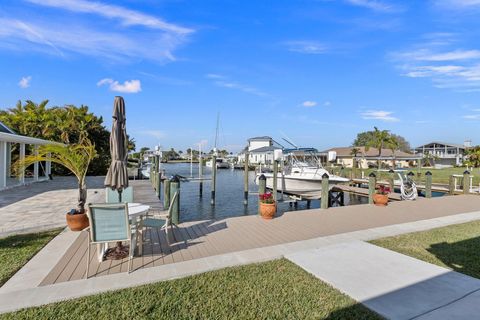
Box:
[0,259,382,320]
[371,220,480,279]
[327,166,480,186]
[0,229,62,287]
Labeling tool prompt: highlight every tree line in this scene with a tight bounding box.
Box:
[0,100,135,175]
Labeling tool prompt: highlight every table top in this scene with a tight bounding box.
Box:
[128,202,150,218]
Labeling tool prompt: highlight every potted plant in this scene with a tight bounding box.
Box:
[15,139,97,231]
[373,185,390,206]
[259,192,276,219]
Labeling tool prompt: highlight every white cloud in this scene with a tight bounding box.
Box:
[205,74,268,97]
[284,41,327,54]
[434,0,480,9]
[302,101,318,107]
[324,101,332,107]
[24,0,193,34]
[138,130,166,140]
[463,114,480,119]
[97,78,141,93]
[361,110,399,122]
[18,76,32,88]
[393,35,480,91]
[0,1,192,63]
[344,0,402,12]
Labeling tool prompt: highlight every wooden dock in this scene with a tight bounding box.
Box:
[38,180,480,286]
[351,178,451,194]
[332,184,402,201]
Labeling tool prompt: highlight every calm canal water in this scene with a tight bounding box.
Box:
[159,163,368,222]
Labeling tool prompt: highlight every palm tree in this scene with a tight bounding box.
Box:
[387,137,400,169]
[364,127,394,169]
[14,139,97,213]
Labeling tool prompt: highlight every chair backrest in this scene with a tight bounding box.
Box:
[87,203,130,243]
[167,191,179,219]
[106,187,134,203]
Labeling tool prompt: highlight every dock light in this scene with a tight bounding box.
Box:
[274,149,283,161]
[369,172,376,178]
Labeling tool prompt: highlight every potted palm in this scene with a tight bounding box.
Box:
[15,139,97,231]
[259,192,276,219]
[373,185,390,206]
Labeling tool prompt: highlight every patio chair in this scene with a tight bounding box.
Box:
[142,191,179,245]
[85,203,136,278]
[106,186,134,203]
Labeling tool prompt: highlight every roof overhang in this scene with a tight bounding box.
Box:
[0,132,58,145]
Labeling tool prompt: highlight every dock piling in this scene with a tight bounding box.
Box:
[368,172,376,204]
[170,176,180,224]
[156,172,162,199]
[244,153,249,205]
[199,158,203,198]
[211,155,217,206]
[321,173,329,209]
[273,160,278,201]
[163,179,171,209]
[448,175,455,195]
[258,174,266,214]
[425,171,432,198]
[388,169,395,191]
[463,170,471,194]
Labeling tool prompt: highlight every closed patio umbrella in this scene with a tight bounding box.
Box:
[104,96,129,259]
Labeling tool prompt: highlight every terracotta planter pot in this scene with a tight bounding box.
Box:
[66,212,89,231]
[259,202,276,219]
[373,194,389,206]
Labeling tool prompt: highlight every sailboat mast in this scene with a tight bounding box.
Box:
[214,112,220,154]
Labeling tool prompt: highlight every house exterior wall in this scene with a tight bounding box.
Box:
[335,156,413,169]
[414,143,466,166]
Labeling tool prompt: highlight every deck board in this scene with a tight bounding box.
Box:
[40,180,480,286]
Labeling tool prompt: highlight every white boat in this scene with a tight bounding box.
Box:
[206,158,230,169]
[140,163,151,178]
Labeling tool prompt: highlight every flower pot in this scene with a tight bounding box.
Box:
[259,202,276,219]
[373,194,389,206]
[66,212,89,231]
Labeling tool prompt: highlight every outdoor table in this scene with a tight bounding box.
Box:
[128,203,150,256]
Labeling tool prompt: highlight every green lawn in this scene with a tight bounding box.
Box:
[0,259,382,320]
[371,220,480,279]
[0,229,62,287]
[327,166,480,186]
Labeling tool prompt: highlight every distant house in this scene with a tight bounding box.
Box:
[237,136,282,165]
[0,121,53,190]
[414,141,471,167]
[323,146,420,169]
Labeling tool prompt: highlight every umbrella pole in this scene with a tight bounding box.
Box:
[106,190,129,260]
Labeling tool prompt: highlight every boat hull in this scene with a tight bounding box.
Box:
[257,173,348,194]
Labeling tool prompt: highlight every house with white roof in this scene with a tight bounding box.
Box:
[0,121,53,190]
[237,136,282,165]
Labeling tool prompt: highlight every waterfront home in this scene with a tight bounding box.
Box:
[414,141,471,167]
[0,121,53,190]
[323,146,420,169]
[237,136,282,165]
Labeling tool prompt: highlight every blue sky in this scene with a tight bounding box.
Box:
[1,0,480,152]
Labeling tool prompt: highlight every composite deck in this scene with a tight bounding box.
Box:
[40,181,480,286]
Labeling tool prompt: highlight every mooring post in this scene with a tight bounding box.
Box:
[156,172,162,199]
[273,160,278,201]
[244,153,249,205]
[425,171,432,198]
[198,157,203,197]
[388,169,395,191]
[368,172,376,205]
[211,155,217,206]
[448,175,455,195]
[321,173,329,209]
[463,170,471,194]
[340,166,345,178]
[170,176,180,224]
[163,178,171,209]
[258,174,266,214]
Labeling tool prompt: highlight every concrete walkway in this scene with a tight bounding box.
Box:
[287,241,480,320]
[0,176,105,237]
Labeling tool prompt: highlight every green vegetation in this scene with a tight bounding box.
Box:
[1,259,382,320]
[0,100,135,175]
[353,128,411,153]
[15,140,96,213]
[465,146,480,168]
[0,229,61,286]
[371,221,480,279]
[328,166,480,186]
